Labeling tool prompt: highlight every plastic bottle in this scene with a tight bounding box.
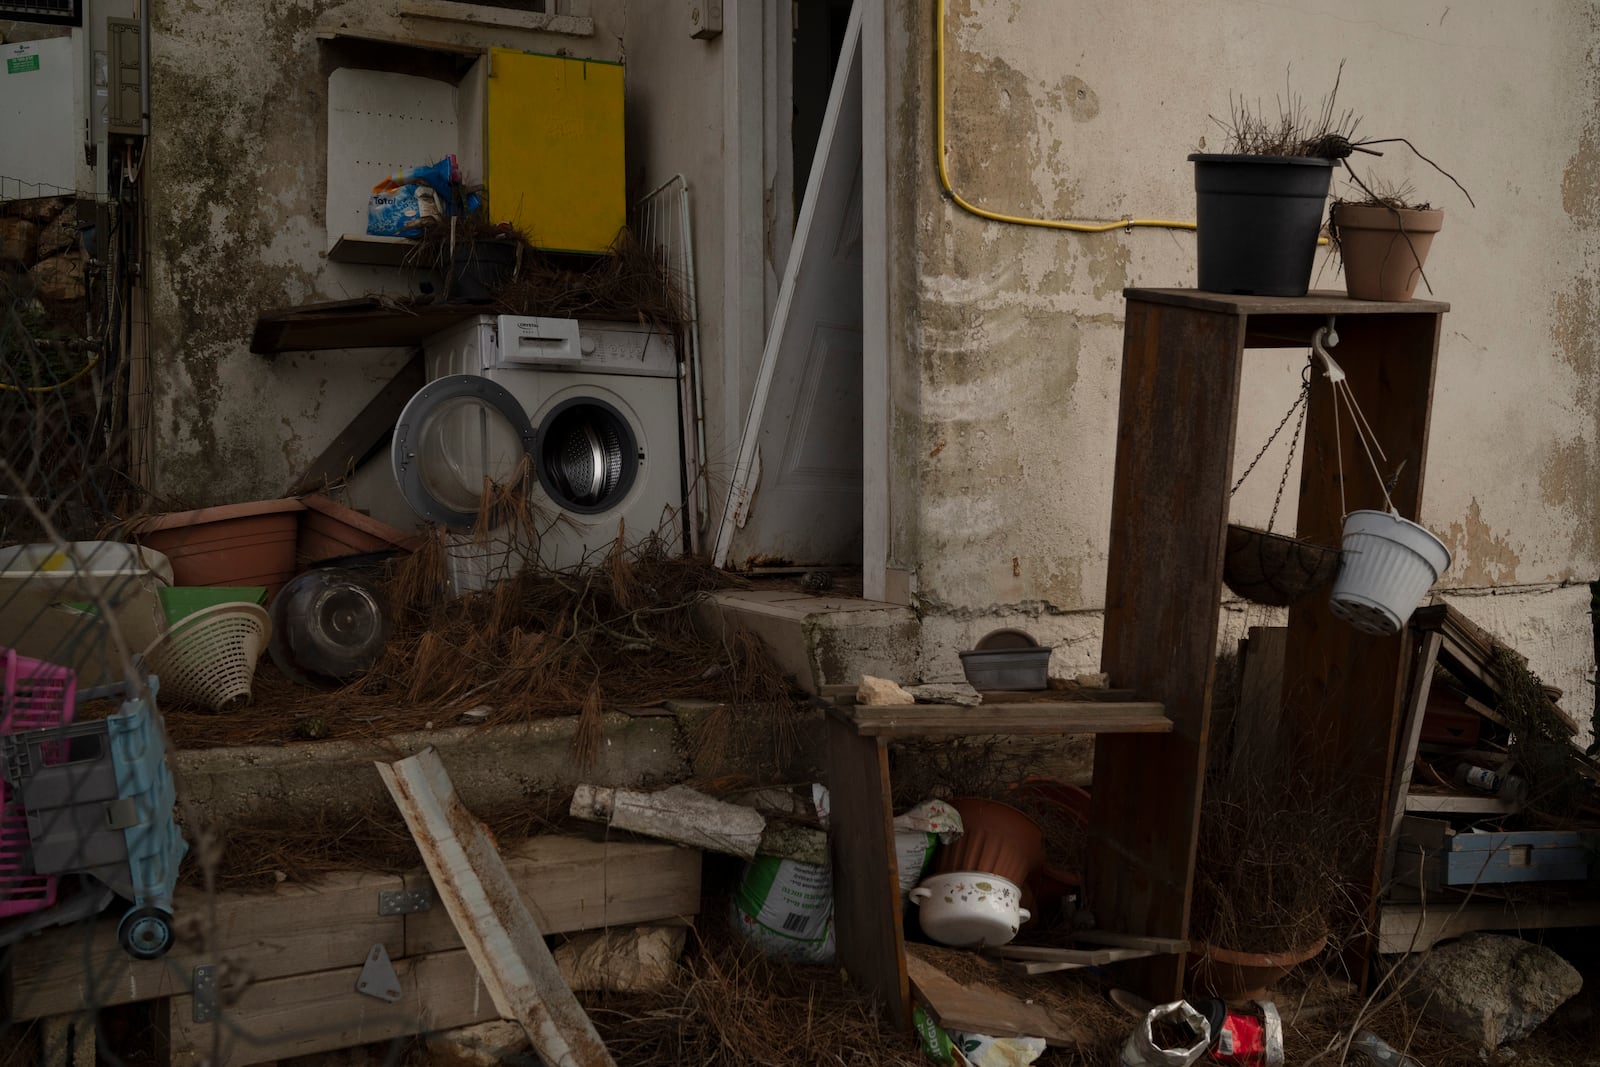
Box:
[1350,1029,1423,1067]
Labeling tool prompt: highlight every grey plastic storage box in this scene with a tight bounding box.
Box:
[957,646,1051,691]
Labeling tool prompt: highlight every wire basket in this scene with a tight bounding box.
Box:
[1223,524,1343,607]
[0,646,76,919]
[140,603,270,712]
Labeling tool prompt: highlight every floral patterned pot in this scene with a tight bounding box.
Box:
[908,871,1030,948]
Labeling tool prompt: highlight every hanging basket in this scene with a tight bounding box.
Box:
[1223,524,1343,607]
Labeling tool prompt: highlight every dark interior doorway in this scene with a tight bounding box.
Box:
[792,0,853,216]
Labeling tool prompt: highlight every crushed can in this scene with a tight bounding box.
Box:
[1192,999,1284,1066]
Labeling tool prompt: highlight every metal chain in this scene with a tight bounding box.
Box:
[1266,385,1310,532]
[1229,357,1315,501]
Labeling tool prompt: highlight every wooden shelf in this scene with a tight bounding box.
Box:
[327,233,426,267]
[1125,288,1451,317]
[250,297,483,356]
[829,701,1170,738]
[1404,791,1517,815]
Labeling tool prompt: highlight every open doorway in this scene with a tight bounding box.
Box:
[793,0,854,221]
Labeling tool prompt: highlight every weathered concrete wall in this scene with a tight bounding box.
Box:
[886,0,1600,729]
[144,1,628,508]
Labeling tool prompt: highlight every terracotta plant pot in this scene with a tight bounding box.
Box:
[1334,203,1443,302]
[935,797,1045,888]
[297,494,421,566]
[128,499,306,601]
[1186,935,1327,1003]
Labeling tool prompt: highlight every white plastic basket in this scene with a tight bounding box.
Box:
[1329,510,1451,636]
[141,603,270,712]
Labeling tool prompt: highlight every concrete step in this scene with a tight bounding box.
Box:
[703,589,920,693]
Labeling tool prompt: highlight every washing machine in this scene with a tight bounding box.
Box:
[389,315,684,583]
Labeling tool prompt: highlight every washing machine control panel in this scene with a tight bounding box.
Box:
[491,316,677,379]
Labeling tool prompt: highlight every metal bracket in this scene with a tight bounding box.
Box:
[192,965,217,1023]
[378,886,434,916]
[356,943,403,1003]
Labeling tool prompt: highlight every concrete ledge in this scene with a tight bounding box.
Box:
[174,712,684,828]
[703,590,920,692]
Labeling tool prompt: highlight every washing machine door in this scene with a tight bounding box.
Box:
[391,375,536,530]
[534,395,640,516]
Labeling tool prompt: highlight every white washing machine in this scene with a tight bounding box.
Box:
[389,315,684,582]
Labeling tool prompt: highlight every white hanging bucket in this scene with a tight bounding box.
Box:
[1329,510,1451,636]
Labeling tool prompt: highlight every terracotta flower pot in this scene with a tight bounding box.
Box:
[297,494,421,566]
[1334,203,1443,302]
[128,499,306,601]
[935,797,1045,887]
[1186,935,1327,1003]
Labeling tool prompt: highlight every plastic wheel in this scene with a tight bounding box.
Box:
[118,907,174,960]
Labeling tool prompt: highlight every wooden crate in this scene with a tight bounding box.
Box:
[8,835,700,1066]
[1394,816,1592,891]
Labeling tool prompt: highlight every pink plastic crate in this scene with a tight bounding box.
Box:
[0,646,76,919]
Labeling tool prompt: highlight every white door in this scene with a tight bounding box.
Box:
[713,2,864,570]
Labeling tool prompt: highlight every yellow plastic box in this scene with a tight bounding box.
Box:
[487,49,625,254]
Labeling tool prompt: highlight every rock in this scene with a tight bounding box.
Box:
[554,924,686,993]
[857,674,915,706]
[1075,672,1111,689]
[906,682,982,707]
[4,195,71,223]
[423,1020,531,1066]
[35,209,79,260]
[0,218,37,264]
[1406,933,1582,1049]
[29,253,85,302]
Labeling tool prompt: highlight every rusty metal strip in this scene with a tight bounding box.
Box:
[376,748,616,1067]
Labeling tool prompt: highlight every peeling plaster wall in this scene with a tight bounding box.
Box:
[145,1,626,507]
[887,0,1599,727]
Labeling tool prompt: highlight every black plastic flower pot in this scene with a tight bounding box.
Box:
[1189,153,1335,297]
[446,238,518,303]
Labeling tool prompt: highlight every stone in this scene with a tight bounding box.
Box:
[857,674,915,706]
[423,1020,531,1066]
[4,195,71,223]
[906,681,982,707]
[0,217,38,264]
[554,924,686,993]
[29,253,85,302]
[1075,672,1111,689]
[35,208,79,260]
[1405,933,1582,1049]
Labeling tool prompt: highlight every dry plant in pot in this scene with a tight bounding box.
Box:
[1187,683,1367,1002]
[1329,176,1469,302]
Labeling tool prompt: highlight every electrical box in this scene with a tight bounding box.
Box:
[0,37,79,192]
[106,16,143,136]
[486,49,625,255]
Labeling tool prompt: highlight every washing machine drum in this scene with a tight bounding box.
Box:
[392,375,537,530]
[535,397,640,515]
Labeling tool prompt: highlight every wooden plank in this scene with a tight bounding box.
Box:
[405,836,701,955]
[11,838,697,1020]
[905,951,1086,1047]
[826,716,909,1031]
[249,299,482,356]
[1403,792,1517,815]
[166,947,491,1067]
[1382,630,1445,890]
[839,702,1170,738]
[287,350,426,494]
[1278,309,1443,988]
[376,750,615,1067]
[1233,625,1288,765]
[1090,297,1245,1002]
[984,945,1124,966]
[1124,288,1450,318]
[1377,900,1600,955]
[984,945,1156,967]
[10,871,405,1020]
[1070,930,1189,953]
